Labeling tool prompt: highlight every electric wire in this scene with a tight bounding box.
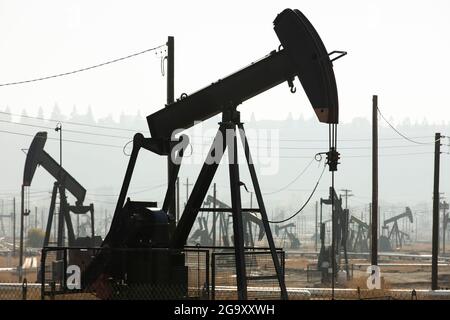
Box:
[0,129,446,156]
[261,157,318,196]
[0,44,167,87]
[377,106,443,145]
[267,162,327,224]
[0,129,123,149]
[0,118,132,139]
[0,110,145,132]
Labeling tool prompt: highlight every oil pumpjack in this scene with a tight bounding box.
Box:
[23,132,102,281]
[84,8,342,300]
[23,132,101,249]
[380,207,414,251]
[200,194,266,247]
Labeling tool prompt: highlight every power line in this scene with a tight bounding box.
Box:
[267,164,327,224]
[2,117,437,149]
[3,109,443,141]
[190,141,435,150]
[0,128,442,157]
[189,150,435,159]
[2,108,445,147]
[377,106,444,145]
[190,134,438,143]
[0,118,132,139]
[0,129,124,149]
[0,44,166,87]
[0,110,145,132]
[261,156,320,196]
[88,183,166,197]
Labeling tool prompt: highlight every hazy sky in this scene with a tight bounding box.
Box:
[1,0,449,125]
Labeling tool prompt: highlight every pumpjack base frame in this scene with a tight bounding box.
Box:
[172,107,288,300]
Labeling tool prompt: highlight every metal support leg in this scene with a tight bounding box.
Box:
[44,183,58,247]
[227,124,247,300]
[171,126,227,248]
[237,123,288,300]
[102,134,142,246]
[59,187,76,246]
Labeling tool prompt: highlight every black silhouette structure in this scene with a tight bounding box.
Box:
[348,215,370,253]
[200,195,265,247]
[380,207,413,251]
[275,223,301,249]
[23,132,99,250]
[85,8,342,300]
[318,187,349,280]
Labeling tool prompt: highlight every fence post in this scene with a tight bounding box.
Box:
[40,249,46,300]
[205,250,210,299]
[22,278,28,300]
[211,253,216,301]
[50,281,55,300]
[62,248,67,293]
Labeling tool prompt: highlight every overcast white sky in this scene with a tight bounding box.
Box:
[0,0,449,124]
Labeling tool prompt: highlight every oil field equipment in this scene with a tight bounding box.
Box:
[440,201,449,254]
[82,8,342,300]
[348,215,369,253]
[380,207,414,251]
[188,216,213,246]
[275,223,301,250]
[318,187,349,281]
[201,194,265,247]
[23,132,101,249]
[203,195,232,247]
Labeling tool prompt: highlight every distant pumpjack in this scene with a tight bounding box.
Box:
[318,187,349,280]
[202,195,266,247]
[85,8,342,301]
[380,207,413,251]
[23,132,100,249]
[275,223,301,250]
[348,216,370,253]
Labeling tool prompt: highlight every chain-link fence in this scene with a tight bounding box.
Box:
[38,246,210,300]
[211,249,285,300]
[2,245,450,300]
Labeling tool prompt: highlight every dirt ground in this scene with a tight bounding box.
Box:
[0,255,39,283]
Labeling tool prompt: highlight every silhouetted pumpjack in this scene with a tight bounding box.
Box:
[84,8,342,300]
[200,194,266,247]
[275,223,301,249]
[318,187,349,280]
[380,207,413,251]
[23,132,100,249]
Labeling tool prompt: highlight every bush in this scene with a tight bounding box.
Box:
[26,228,45,248]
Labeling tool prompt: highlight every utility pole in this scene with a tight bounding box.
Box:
[443,201,449,254]
[166,36,176,221]
[315,201,318,252]
[371,95,378,266]
[55,123,62,170]
[41,208,44,230]
[432,132,441,290]
[340,189,353,209]
[34,206,37,229]
[19,186,25,281]
[12,197,16,256]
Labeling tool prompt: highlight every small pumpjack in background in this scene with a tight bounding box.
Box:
[73,8,342,300]
[22,131,102,282]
